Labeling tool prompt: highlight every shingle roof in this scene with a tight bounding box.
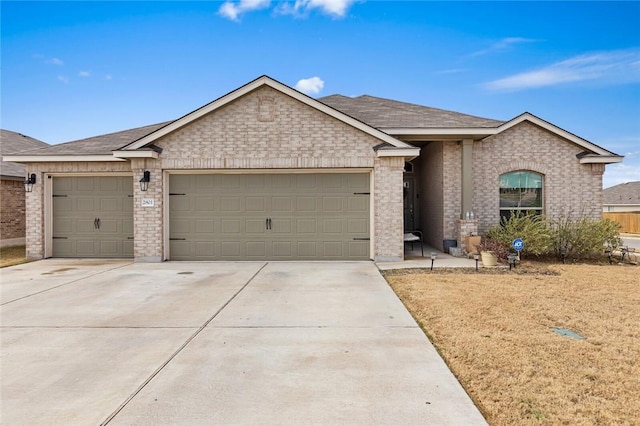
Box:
[318,94,504,128]
[603,181,640,205]
[0,130,49,177]
[13,122,172,156]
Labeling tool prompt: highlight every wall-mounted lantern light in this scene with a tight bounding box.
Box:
[139,171,150,192]
[24,173,36,193]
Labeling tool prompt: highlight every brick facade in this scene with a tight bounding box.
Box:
[1,179,26,244]
[17,87,607,263]
[472,121,604,234]
[21,87,406,262]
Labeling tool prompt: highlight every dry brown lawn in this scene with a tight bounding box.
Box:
[384,263,640,426]
[0,245,28,268]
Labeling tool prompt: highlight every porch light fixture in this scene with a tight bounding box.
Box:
[139,171,151,192]
[24,173,36,193]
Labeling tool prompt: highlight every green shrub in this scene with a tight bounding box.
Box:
[485,211,553,257]
[550,212,622,260]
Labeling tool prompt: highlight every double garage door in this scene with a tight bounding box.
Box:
[169,173,370,260]
[51,173,370,260]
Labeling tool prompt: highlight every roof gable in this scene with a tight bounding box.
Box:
[494,113,622,164]
[119,76,413,153]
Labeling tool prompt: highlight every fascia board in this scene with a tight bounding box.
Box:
[381,127,498,137]
[579,155,624,164]
[122,76,410,151]
[112,150,159,159]
[376,148,421,158]
[2,155,126,163]
[499,113,613,156]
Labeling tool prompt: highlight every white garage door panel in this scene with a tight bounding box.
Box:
[169,173,370,261]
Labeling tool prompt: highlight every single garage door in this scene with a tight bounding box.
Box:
[169,173,370,260]
[52,176,134,257]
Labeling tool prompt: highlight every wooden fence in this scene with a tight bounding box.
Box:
[603,212,640,234]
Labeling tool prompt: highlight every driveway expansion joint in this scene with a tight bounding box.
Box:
[100,261,269,425]
[1,261,134,306]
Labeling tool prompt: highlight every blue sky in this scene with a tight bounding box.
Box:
[2,1,639,188]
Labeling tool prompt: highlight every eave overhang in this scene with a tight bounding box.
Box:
[2,155,126,163]
[578,155,623,164]
[382,127,498,141]
[375,147,421,160]
[112,150,159,159]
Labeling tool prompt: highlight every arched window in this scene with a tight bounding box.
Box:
[499,171,543,220]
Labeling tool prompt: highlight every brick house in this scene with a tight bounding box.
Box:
[0,130,49,248]
[3,76,623,261]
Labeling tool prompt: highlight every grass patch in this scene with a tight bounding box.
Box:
[384,262,640,425]
[0,245,30,268]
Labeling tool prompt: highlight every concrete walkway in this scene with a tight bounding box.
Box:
[1,259,486,425]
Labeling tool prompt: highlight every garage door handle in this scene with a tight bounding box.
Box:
[266,218,272,230]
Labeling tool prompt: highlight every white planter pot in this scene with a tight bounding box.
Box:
[481,251,498,267]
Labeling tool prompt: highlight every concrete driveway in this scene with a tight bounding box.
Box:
[1,259,486,425]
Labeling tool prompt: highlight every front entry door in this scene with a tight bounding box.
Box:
[403,177,416,231]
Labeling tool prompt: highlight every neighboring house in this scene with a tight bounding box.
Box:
[603,181,640,212]
[3,76,623,261]
[0,130,49,247]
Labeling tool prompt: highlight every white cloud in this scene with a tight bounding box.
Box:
[470,37,538,57]
[105,74,113,80]
[485,48,640,91]
[79,71,90,77]
[218,0,271,21]
[435,68,466,75]
[603,160,640,188]
[57,75,69,84]
[47,57,64,66]
[283,0,355,18]
[219,0,357,20]
[295,76,325,94]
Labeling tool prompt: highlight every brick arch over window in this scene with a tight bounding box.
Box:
[495,161,550,177]
[498,170,544,221]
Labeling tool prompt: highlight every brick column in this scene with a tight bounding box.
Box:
[456,219,478,254]
[374,156,404,261]
[132,159,163,262]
